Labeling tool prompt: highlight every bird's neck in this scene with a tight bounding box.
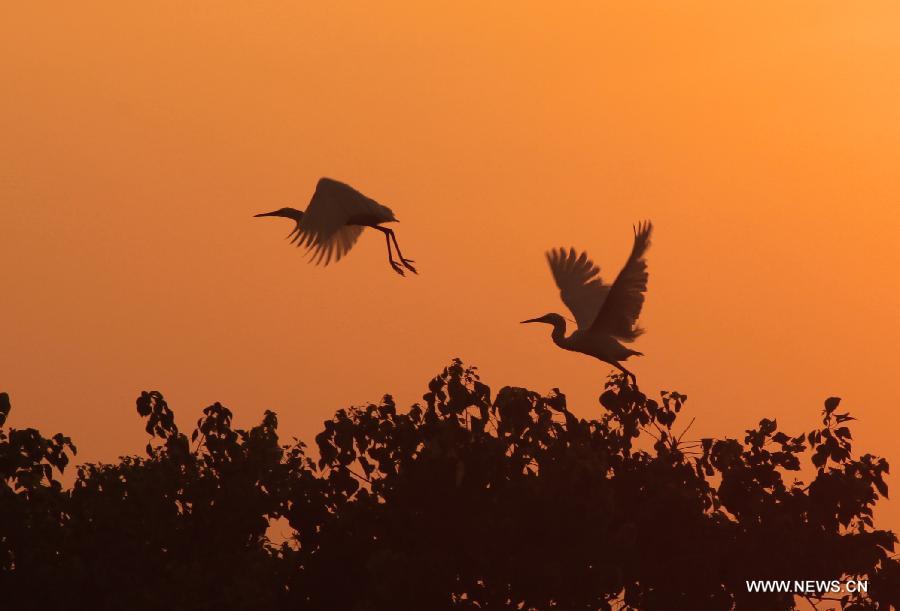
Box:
[282,208,304,223]
[549,319,568,347]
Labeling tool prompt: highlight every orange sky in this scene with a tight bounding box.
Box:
[2,2,900,530]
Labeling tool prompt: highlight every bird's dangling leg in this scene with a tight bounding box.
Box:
[376,226,405,276]
[386,228,417,274]
[613,363,638,389]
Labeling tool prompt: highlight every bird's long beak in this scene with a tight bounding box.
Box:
[254,210,280,218]
[520,318,541,324]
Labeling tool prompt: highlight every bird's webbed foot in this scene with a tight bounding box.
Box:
[400,258,417,274]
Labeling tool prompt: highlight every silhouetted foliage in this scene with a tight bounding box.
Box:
[1,363,897,610]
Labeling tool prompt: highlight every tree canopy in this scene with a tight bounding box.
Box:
[1,361,898,610]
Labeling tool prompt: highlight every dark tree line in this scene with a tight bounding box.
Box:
[1,361,898,610]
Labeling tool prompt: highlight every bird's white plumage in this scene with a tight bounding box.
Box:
[546,248,610,330]
[588,221,652,341]
[290,223,362,265]
[292,178,397,266]
[525,222,653,383]
[545,221,652,342]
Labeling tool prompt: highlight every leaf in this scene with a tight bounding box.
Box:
[0,392,10,426]
[358,456,374,477]
[470,415,485,435]
[812,447,827,468]
[824,396,841,414]
[600,390,622,411]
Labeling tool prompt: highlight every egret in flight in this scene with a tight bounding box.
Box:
[255,178,417,276]
[521,221,653,385]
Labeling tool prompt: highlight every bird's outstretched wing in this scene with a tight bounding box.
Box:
[293,178,393,266]
[289,223,363,266]
[589,221,652,341]
[546,248,610,330]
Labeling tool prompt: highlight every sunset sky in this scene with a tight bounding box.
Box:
[3,2,899,530]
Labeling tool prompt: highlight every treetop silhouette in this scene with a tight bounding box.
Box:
[1,363,898,610]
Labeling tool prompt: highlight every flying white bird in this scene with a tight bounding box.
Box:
[521,221,653,385]
[255,178,417,276]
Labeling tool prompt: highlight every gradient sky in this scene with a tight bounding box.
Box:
[3,2,899,530]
